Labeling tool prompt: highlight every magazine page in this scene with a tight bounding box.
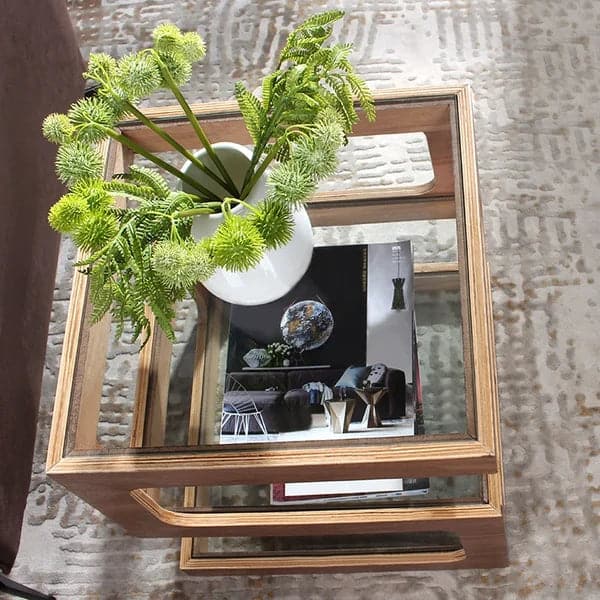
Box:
[270,476,428,505]
[219,241,417,445]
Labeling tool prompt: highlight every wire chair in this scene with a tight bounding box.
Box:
[221,374,269,437]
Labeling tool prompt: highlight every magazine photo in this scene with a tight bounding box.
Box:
[218,241,423,448]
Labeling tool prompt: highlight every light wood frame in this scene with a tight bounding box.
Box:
[46,87,506,569]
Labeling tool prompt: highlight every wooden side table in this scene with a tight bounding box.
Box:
[46,86,508,574]
[354,388,388,428]
[324,399,356,433]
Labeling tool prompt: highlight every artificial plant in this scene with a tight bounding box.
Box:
[43,10,375,343]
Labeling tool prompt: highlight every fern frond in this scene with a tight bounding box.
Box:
[261,72,279,110]
[321,80,357,131]
[329,43,354,70]
[235,82,266,145]
[306,44,353,74]
[89,264,115,323]
[126,165,171,199]
[103,180,156,201]
[278,10,344,64]
[71,179,114,211]
[346,73,376,121]
[295,9,345,31]
[144,290,175,343]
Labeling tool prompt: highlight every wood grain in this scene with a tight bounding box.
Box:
[46,87,506,571]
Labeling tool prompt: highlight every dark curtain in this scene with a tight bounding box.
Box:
[0,0,83,573]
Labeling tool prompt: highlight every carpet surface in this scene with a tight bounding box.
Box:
[8,1,600,598]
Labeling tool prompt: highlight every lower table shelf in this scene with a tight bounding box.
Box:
[171,470,507,574]
[178,488,507,574]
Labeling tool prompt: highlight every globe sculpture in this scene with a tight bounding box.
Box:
[280,300,334,351]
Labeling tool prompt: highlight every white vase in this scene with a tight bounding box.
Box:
[180,142,314,305]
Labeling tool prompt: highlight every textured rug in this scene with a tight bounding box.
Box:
[8,1,600,598]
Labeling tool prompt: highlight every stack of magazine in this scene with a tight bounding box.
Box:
[268,240,429,505]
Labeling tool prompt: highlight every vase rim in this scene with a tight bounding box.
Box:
[181,141,254,219]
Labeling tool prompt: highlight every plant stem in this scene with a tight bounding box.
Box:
[233,199,259,213]
[240,100,287,196]
[240,138,285,200]
[100,126,223,202]
[174,202,223,219]
[154,53,240,197]
[123,101,233,193]
[241,123,316,200]
[174,207,218,218]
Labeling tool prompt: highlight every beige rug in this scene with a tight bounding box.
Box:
[9,1,600,598]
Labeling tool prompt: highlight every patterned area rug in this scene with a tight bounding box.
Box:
[9,1,600,598]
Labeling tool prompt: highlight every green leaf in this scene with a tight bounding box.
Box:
[119,165,171,199]
[103,180,156,202]
[278,10,344,63]
[347,74,376,122]
[296,10,345,31]
[261,72,278,110]
[235,82,266,145]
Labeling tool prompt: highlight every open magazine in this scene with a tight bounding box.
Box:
[221,241,419,445]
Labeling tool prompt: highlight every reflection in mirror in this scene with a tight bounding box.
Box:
[316,132,434,194]
[163,298,198,446]
[151,474,482,513]
[191,531,463,557]
[96,321,141,449]
[194,217,468,446]
[415,289,466,435]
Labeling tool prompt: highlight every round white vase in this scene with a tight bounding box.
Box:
[180,142,314,305]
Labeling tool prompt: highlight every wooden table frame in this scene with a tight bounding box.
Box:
[46,86,507,570]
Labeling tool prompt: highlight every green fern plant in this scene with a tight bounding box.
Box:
[43,10,375,344]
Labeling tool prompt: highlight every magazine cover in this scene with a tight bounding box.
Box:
[219,241,417,445]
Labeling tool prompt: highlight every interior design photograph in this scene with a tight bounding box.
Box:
[1,1,597,599]
[220,241,417,443]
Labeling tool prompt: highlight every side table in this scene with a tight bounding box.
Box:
[46,86,508,573]
[355,388,388,428]
[324,399,356,433]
